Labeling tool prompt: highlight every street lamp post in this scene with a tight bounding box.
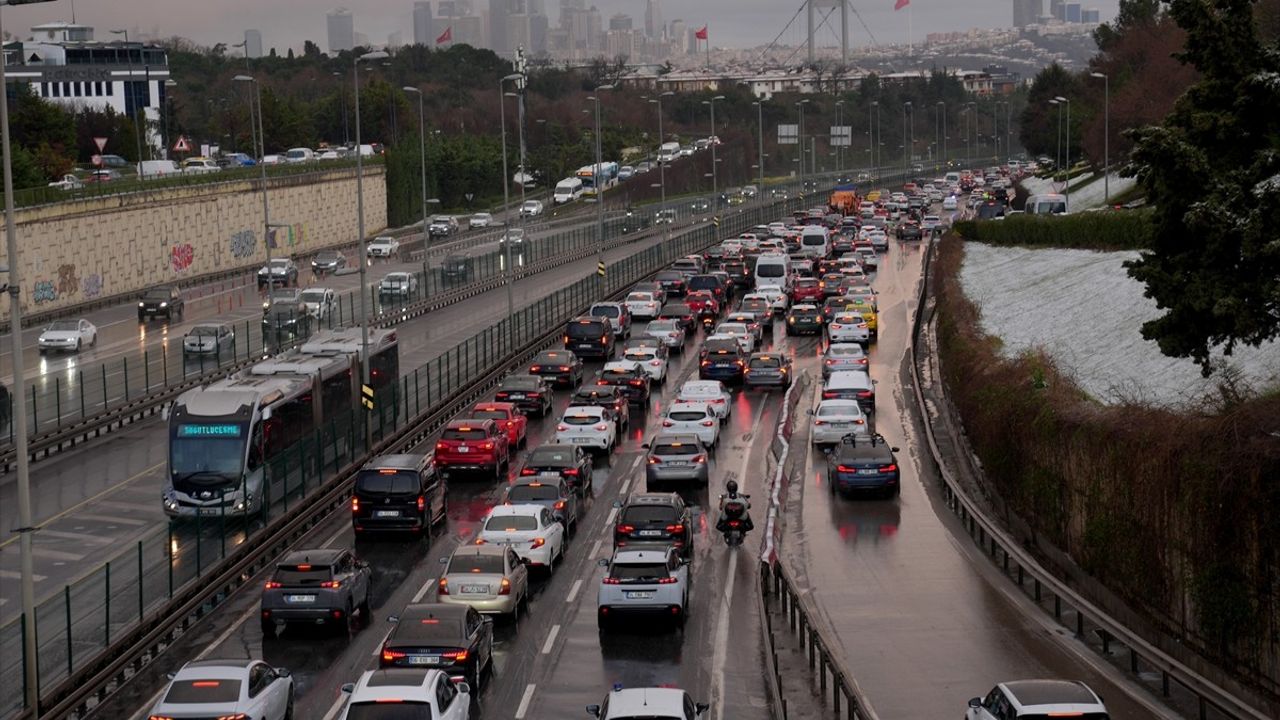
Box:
[1049,98,1063,173]
[1091,71,1109,203]
[834,99,844,175]
[1055,96,1071,210]
[402,86,430,279]
[752,100,765,202]
[871,101,880,181]
[702,95,724,237]
[354,50,389,393]
[587,85,614,296]
[795,99,809,192]
[902,101,912,180]
[334,72,349,146]
[162,79,177,160]
[649,91,673,241]
[499,73,522,323]
[233,76,273,314]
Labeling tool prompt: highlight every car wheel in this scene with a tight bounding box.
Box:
[75,340,81,352]
[283,688,295,720]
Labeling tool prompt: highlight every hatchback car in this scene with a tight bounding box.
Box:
[624,291,661,320]
[182,323,235,357]
[785,304,823,335]
[570,386,630,435]
[597,546,691,630]
[518,443,594,494]
[966,679,1110,720]
[823,370,876,414]
[379,272,419,299]
[555,405,618,454]
[311,250,347,274]
[644,433,711,486]
[676,380,732,421]
[613,492,694,557]
[809,399,869,447]
[744,352,793,388]
[468,212,494,229]
[260,548,372,635]
[520,199,544,217]
[527,349,584,387]
[595,361,652,407]
[38,319,97,354]
[587,686,708,720]
[828,311,871,344]
[433,419,510,481]
[622,344,669,383]
[338,668,469,720]
[138,286,184,321]
[352,454,446,535]
[825,433,901,498]
[148,659,294,720]
[469,402,528,448]
[645,319,687,352]
[504,473,579,531]
[381,604,494,691]
[494,374,553,417]
[476,504,566,569]
[438,544,528,619]
[660,402,720,449]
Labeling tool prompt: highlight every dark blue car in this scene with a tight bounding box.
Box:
[825,433,902,498]
[698,340,746,384]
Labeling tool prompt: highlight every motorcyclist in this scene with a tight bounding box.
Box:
[715,480,754,534]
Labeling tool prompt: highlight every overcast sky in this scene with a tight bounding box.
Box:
[4,1,1118,54]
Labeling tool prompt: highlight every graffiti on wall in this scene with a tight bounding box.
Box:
[267,223,306,250]
[56,264,80,296]
[82,273,104,298]
[230,229,256,258]
[32,280,56,304]
[171,243,195,272]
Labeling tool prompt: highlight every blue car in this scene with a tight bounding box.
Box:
[825,433,902,498]
[220,152,256,167]
[698,340,746,384]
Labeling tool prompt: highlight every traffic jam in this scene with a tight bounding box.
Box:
[140,183,934,720]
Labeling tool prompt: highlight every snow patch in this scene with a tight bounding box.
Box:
[958,242,1280,408]
[1020,172,1137,212]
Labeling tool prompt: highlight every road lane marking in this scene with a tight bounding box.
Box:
[514,683,536,719]
[321,693,348,720]
[711,549,739,720]
[411,576,437,603]
[604,507,617,528]
[565,578,583,604]
[0,569,46,582]
[619,475,632,495]
[320,522,348,549]
[33,528,116,545]
[541,624,560,654]
[371,627,394,657]
[590,538,602,559]
[0,461,165,549]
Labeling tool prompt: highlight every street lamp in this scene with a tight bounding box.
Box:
[499,72,522,322]
[233,76,274,316]
[586,85,614,295]
[795,98,810,192]
[1049,97,1063,174]
[834,99,845,175]
[1090,71,1110,203]
[403,86,430,278]
[752,100,765,202]
[334,72,349,145]
[1054,96,1070,210]
[354,49,389,395]
[648,91,674,241]
[964,101,976,167]
[702,95,724,236]
[936,101,946,171]
[162,79,178,160]
[111,28,148,164]
[902,101,912,181]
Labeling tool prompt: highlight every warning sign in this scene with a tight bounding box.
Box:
[173,136,191,153]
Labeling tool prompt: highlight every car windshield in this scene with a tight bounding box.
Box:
[300,290,328,302]
[355,470,419,495]
[442,428,487,441]
[447,554,505,574]
[648,320,679,332]
[189,325,223,337]
[750,357,781,368]
[562,414,601,426]
[164,678,243,704]
[621,506,678,524]
[627,293,653,302]
[470,409,509,422]
[315,252,339,260]
[818,404,857,417]
[485,515,538,531]
[345,702,435,720]
[624,351,657,362]
[609,563,670,581]
[269,259,290,268]
[144,289,171,300]
[667,409,707,422]
[652,442,699,456]
[508,484,560,502]
[526,448,574,465]
[273,565,333,585]
[590,305,620,318]
[47,321,78,331]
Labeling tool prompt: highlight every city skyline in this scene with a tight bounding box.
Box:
[2,0,1119,56]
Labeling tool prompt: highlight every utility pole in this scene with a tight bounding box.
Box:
[354,50,389,400]
[500,73,522,326]
[703,95,724,239]
[1091,72,1110,203]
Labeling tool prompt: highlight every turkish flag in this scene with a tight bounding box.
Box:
[436,26,452,44]
[894,0,909,9]
[694,25,708,40]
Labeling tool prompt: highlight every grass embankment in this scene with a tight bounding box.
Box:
[933,234,1280,686]
[953,209,1155,251]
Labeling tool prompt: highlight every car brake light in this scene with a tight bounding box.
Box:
[554,500,566,510]
[837,465,856,473]
[557,424,568,432]
[823,391,837,398]
[857,391,872,398]
[648,456,661,464]
[382,648,407,662]
[700,419,715,427]
[629,380,643,386]
[530,538,546,548]
[483,442,494,450]
[441,650,469,662]
[435,442,448,452]
[657,576,679,584]
[264,581,282,589]
[595,423,609,431]
[437,578,449,595]
[650,360,662,366]
[351,497,360,513]
[879,464,898,473]
[813,419,827,426]
[662,420,674,427]
[320,580,341,589]
[617,525,635,534]
[530,365,542,372]
[499,578,512,595]
[562,468,579,476]
[559,365,570,371]
[700,360,709,367]
[728,520,741,528]
[603,577,621,584]
[666,524,684,533]
[417,495,426,512]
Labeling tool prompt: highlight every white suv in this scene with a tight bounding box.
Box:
[660,402,720,449]
[339,668,469,720]
[555,405,617,453]
[588,686,709,720]
[967,679,1109,720]
[367,236,400,257]
[676,380,731,421]
[596,546,691,630]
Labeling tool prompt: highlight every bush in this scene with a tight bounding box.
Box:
[952,209,1155,251]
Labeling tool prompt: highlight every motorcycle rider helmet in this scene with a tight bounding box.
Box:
[725,480,739,495]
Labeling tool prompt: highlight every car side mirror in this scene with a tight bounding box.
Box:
[597,558,609,568]
[968,697,982,709]
[641,443,650,449]
[341,683,355,694]
[166,672,176,681]
[457,681,472,696]
[438,556,449,564]
[695,702,710,715]
[586,704,602,717]
[891,447,900,453]
[387,615,400,624]
[611,500,622,508]
[357,560,369,569]
[275,668,291,678]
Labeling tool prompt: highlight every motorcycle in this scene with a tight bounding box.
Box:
[700,314,717,332]
[716,493,753,547]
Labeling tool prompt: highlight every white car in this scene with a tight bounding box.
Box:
[713,323,756,354]
[379,271,419,298]
[597,546,691,631]
[943,195,959,211]
[298,287,336,319]
[477,504,566,569]
[869,232,890,251]
[37,318,97,354]
[622,345,668,383]
[624,291,661,320]
[469,212,494,229]
[339,668,469,720]
[677,380,731,421]
[748,289,788,315]
[827,312,870,344]
[148,659,294,720]
[661,401,720,448]
[855,247,879,271]
[823,342,869,378]
[588,686,709,720]
[810,399,869,446]
[645,319,686,352]
[367,236,400,257]
[519,199,544,217]
[555,404,617,453]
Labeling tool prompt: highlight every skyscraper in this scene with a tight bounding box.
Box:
[1081,7,1100,23]
[645,0,662,40]
[1064,2,1081,22]
[609,13,632,31]
[668,18,686,53]
[244,29,263,58]
[327,8,354,52]
[413,2,435,46]
[1012,0,1042,27]
[1049,0,1065,20]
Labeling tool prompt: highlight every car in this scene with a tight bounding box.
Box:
[261,287,303,312]
[676,380,731,421]
[367,236,401,257]
[469,401,528,448]
[621,343,669,383]
[660,401,720,448]
[519,199,544,217]
[687,273,729,304]
[653,270,687,296]
[855,246,879,272]
[823,370,876,414]
[441,254,473,281]
[317,149,342,161]
[683,290,719,318]
[756,288,790,315]
[790,277,824,304]
[740,296,772,321]
[967,679,1110,720]
[181,156,221,173]
[147,659,294,720]
[785,304,823,336]
[311,250,348,274]
[564,316,616,360]
[643,433,710,486]
[498,227,525,249]
[494,374,553,417]
[137,285,184,321]
[37,318,96,354]
[632,281,667,305]
[744,352,793,389]
[587,685,709,720]
[299,287,336,319]
[428,215,460,237]
[504,472,579,531]
[48,173,83,190]
[656,302,696,336]
[713,322,756,353]
[476,504,567,569]
[379,271,419,299]
[589,302,632,339]
[725,311,766,342]
[942,195,958,211]
[527,349,584,387]
[624,291,661,320]
[845,297,878,337]
[597,546,691,630]
[809,399,869,446]
[612,492,694,557]
[469,212,494,229]
[595,361,651,406]
[653,208,676,225]
[86,168,121,183]
[260,548,372,635]
[437,544,529,619]
[182,323,235,357]
[570,385,631,435]
[381,603,494,691]
[262,300,313,344]
[644,319,687,352]
[555,404,618,454]
[433,419,510,481]
[698,337,746,384]
[823,342,869,378]
[827,311,871,344]
[257,258,299,288]
[518,443,595,494]
[338,668,470,720]
[352,453,447,534]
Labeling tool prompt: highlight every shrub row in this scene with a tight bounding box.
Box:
[953,209,1155,251]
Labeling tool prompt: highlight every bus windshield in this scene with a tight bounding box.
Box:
[169,423,248,484]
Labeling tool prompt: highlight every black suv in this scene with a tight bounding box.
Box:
[493,374,553,417]
[687,274,728,304]
[594,363,651,407]
[613,492,694,558]
[138,286,184,322]
[653,270,687,297]
[699,337,747,384]
[570,385,631,434]
[380,603,494,691]
[564,317,616,360]
[825,433,902,498]
[518,443,595,494]
[352,454,446,535]
[527,349,584,387]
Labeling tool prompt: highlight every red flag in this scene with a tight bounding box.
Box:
[694,25,708,40]
[436,26,452,44]
[894,0,909,9]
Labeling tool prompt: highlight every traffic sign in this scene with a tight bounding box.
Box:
[92,137,108,152]
[361,384,375,410]
[712,216,721,228]
[596,261,606,277]
[173,136,191,153]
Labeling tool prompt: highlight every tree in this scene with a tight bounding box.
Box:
[1123,0,1280,375]
[1018,63,1080,162]
[1093,0,1164,50]
[7,84,76,183]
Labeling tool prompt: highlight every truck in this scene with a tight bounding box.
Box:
[828,185,860,215]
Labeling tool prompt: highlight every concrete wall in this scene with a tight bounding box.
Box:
[0,166,387,317]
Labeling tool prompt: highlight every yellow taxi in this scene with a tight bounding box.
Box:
[846,296,878,338]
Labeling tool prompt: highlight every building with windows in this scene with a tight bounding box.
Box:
[328,8,355,53]
[3,22,170,153]
[645,0,663,40]
[1012,0,1042,28]
[413,2,435,46]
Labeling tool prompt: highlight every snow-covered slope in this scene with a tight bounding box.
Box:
[1020,172,1137,212]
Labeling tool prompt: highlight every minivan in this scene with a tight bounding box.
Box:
[554,177,585,204]
[352,454,446,535]
[800,226,831,258]
[285,147,316,163]
[564,316,616,360]
[754,253,791,293]
[137,159,180,179]
[1025,193,1067,215]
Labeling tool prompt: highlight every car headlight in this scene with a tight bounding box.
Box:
[138,302,145,308]
[160,302,167,308]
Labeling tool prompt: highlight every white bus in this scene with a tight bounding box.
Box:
[553,177,585,204]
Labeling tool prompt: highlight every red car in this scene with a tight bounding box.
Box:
[434,419,510,481]
[684,290,720,316]
[468,402,528,449]
[790,277,823,304]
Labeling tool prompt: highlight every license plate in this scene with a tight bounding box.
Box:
[638,529,663,537]
[409,656,440,666]
[375,510,401,518]
[199,508,221,516]
[285,594,316,603]
[832,422,851,428]
[572,437,594,444]
[626,591,655,599]
[508,393,525,399]
[461,584,488,594]
[858,468,878,475]
[457,446,470,453]
[664,460,688,466]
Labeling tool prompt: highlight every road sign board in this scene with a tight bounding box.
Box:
[830,125,852,147]
[361,384,375,410]
[173,136,191,152]
[93,137,108,152]
[596,261,606,277]
[777,124,799,146]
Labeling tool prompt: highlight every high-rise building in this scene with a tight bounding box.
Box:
[413,2,435,45]
[244,29,263,58]
[1081,7,1100,23]
[559,0,585,30]
[453,13,484,46]
[354,31,370,48]
[1049,0,1065,20]
[507,12,549,53]
[605,28,634,59]
[327,8,354,52]
[645,0,662,40]
[609,13,632,31]
[1012,0,1042,27]
[668,18,686,53]
[388,31,403,48]
[1064,2,1081,22]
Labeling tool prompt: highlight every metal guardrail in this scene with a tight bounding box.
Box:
[908,238,1270,720]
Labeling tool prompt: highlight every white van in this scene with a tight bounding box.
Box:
[944,171,961,185]
[799,226,831,258]
[1025,193,1067,215]
[657,142,681,163]
[754,252,791,293]
[137,159,180,179]
[284,147,316,163]
[554,177,585,204]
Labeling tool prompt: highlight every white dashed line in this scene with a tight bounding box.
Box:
[565,578,583,604]
[411,576,437,603]
[321,693,347,720]
[541,624,561,654]
[514,683,536,719]
[604,507,618,527]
